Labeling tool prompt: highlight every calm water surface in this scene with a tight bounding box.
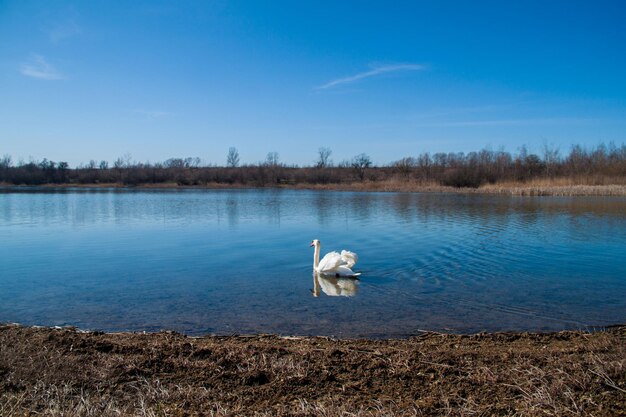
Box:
[1,188,625,337]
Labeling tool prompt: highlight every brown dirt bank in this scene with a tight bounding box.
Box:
[1,325,624,416]
[3,181,626,196]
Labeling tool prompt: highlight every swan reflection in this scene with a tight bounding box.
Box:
[312,272,359,297]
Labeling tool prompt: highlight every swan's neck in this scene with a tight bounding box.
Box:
[313,243,320,270]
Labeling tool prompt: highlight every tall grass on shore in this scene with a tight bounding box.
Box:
[1,143,625,189]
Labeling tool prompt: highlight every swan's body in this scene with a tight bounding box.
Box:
[310,239,360,277]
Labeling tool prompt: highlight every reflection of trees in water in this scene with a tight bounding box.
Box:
[226,193,239,227]
[311,191,626,241]
[314,192,335,226]
[217,190,282,227]
[0,193,13,223]
[324,192,626,254]
[391,193,416,222]
[263,191,281,225]
[348,193,376,222]
[4,189,625,234]
[407,194,626,230]
[2,188,123,227]
[314,192,380,227]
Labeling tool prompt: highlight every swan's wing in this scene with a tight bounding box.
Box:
[340,250,358,268]
[319,265,361,278]
[317,251,344,273]
[334,265,361,277]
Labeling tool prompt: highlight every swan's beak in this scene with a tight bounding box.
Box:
[309,242,314,247]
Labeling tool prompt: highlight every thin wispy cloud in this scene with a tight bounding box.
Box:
[316,63,425,90]
[413,117,599,127]
[308,116,602,132]
[49,19,81,43]
[20,55,64,80]
[135,109,171,119]
[410,103,525,120]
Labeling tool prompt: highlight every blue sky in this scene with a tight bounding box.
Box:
[1,0,625,167]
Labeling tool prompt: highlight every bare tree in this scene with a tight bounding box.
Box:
[417,153,432,180]
[542,141,560,177]
[392,156,416,177]
[164,158,185,168]
[0,154,12,168]
[181,157,202,168]
[265,152,279,167]
[351,153,372,181]
[227,147,240,167]
[316,147,332,168]
[113,153,133,169]
[99,160,109,170]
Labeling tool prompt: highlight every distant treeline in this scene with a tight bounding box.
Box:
[1,143,625,188]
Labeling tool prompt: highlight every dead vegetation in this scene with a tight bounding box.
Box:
[290,179,626,196]
[1,324,624,416]
[5,179,626,196]
[2,143,625,194]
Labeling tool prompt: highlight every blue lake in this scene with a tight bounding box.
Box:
[1,188,625,338]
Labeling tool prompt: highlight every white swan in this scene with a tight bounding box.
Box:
[310,239,360,277]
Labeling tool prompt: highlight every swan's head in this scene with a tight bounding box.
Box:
[309,239,320,248]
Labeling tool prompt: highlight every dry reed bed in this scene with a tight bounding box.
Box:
[479,184,626,196]
[1,324,624,416]
[6,181,626,196]
[291,181,626,196]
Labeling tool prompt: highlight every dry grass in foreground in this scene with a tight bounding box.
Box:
[1,325,624,416]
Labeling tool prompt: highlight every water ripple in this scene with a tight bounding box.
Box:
[1,189,625,337]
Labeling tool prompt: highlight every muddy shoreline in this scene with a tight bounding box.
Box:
[1,324,624,416]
